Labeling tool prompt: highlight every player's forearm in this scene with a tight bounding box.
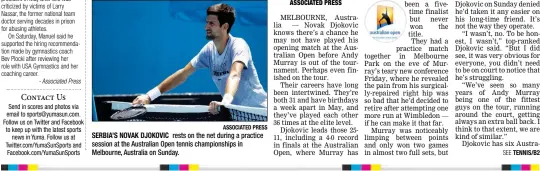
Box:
[222,61,245,104]
[224,72,241,96]
[158,69,188,93]
[146,68,190,101]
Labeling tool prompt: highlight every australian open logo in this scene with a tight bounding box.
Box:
[377,6,393,29]
[365,1,405,43]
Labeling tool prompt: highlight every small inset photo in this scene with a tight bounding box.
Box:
[91,1,268,122]
[364,0,406,43]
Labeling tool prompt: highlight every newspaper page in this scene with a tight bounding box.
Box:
[1,0,540,170]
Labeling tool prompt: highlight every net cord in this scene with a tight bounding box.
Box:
[107,101,267,116]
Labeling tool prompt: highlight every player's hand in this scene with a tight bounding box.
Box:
[132,95,150,105]
[209,101,221,115]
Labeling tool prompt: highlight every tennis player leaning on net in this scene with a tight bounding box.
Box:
[132,3,267,114]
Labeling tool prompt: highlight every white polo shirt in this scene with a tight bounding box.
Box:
[190,34,267,108]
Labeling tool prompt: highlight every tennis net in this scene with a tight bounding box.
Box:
[108,101,267,121]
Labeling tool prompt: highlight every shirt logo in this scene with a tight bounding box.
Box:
[213,70,229,77]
